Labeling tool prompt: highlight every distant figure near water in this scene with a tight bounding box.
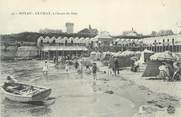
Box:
[113,58,119,76]
[77,62,83,74]
[92,63,97,80]
[107,63,112,75]
[74,60,79,70]
[85,64,91,74]
[65,62,70,72]
[43,60,48,75]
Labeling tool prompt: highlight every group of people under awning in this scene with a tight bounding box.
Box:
[150,51,181,81]
[158,61,181,81]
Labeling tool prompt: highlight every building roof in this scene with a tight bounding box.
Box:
[95,31,112,39]
[42,46,88,51]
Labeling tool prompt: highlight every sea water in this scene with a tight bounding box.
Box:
[0,60,136,117]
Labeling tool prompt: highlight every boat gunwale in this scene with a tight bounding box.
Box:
[1,87,32,98]
[1,82,51,98]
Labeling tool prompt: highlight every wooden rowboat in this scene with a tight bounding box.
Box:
[1,82,51,102]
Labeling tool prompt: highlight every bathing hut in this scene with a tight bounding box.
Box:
[142,51,176,77]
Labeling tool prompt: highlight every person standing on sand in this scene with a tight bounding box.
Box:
[79,62,83,73]
[107,63,112,75]
[172,61,181,80]
[77,62,83,78]
[92,63,97,80]
[53,56,56,63]
[85,64,91,74]
[74,60,79,70]
[43,60,48,75]
[113,58,119,76]
[158,62,170,80]
[65,61,69,72]
[173,61,180,72]
[134,60,140,72]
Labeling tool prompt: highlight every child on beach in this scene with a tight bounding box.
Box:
[85,64,91,74]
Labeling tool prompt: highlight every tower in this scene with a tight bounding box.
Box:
[89,25,92,30]
[65,22,74,34]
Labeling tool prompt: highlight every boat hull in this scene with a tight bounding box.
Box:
[1,84,51,102]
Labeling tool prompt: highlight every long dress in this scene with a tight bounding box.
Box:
[65,64,69,72]
[43,63,48,72]
[158,65,169,79]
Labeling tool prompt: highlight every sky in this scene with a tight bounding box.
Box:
[0,0,181,35]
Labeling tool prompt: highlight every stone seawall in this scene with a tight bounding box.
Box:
[0,46,39,60]
[16,46,39,59]
[0,46,18,60]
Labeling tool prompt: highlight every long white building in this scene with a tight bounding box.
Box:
[140,34,181,52]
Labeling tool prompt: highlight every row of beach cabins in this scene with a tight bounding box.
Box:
[37,34,181,51]
[2,33,181,60]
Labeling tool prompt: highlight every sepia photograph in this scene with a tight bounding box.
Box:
[0,0,181,117]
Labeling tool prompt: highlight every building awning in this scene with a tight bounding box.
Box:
[42,46,88,52]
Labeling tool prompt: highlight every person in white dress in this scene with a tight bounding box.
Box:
[65,62,69,72]
[107,63,113,75]
[43,60,48,75]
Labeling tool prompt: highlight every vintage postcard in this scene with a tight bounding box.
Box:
[0,0,181,117]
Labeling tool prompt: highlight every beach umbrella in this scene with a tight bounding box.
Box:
[130,56,139,61]
[113,53,121,57]
[115,38,120,42]
[113,51,122,57]
[150,51,176,61]
[117,51,122,54]
[90,51,96,55]
[121,50,135,56]
[143,49,154,53]
[135,51,141,54]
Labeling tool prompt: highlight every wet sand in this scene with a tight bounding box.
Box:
[0,60,180,117]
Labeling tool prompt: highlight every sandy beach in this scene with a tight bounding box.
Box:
[0,60,181,117]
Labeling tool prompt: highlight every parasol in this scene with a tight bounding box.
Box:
[150,51,176,61]
[130,56,139,61]
[143,49,154,53]
[121,50,135,56]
